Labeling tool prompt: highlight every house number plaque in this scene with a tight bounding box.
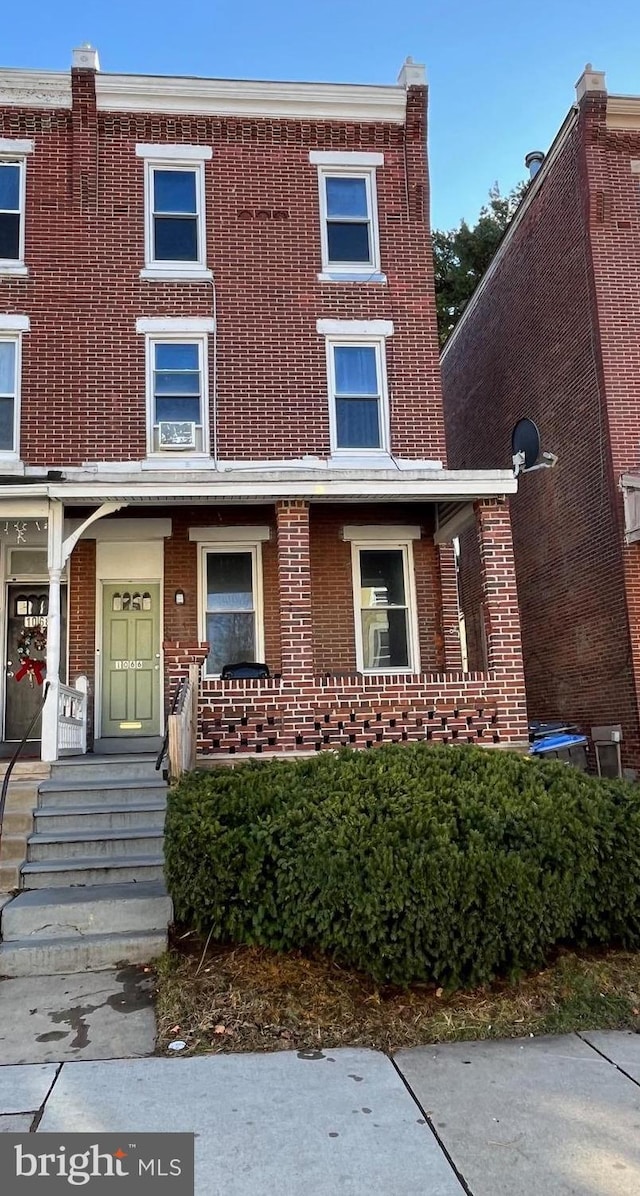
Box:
[114,660,144,670]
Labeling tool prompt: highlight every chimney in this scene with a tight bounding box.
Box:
[525,150,545,179]
[72,43,100,72]
[575,63,606,101]
[397,56,427,88]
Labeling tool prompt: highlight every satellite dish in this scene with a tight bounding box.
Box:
[511,418,558,476]
[512,418,541,471]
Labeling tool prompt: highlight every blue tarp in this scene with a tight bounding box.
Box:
[530,733,588,755]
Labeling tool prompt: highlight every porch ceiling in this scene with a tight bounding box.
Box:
[0,466,517,506]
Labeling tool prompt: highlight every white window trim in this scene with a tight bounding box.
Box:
[0,331,22,461]
[141,156,208,277]
[309,150,384,167]
[317,319,393,337]
[136,143,213,161]
[189,525,271,543]
[324,335,390,456]
[136,317,215,334]
[0,142,32,275]
[350,539,421,675]
[199,542,265,677]
[144,331,211,459]
[316,163,382,279]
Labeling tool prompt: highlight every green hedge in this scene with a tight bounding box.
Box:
[164,744,640,988]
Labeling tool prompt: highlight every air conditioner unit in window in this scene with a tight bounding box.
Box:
[158,421,197,449]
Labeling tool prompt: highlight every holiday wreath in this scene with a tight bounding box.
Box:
[16,624,47,685]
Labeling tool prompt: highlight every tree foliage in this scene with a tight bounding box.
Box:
[434,182,528,348]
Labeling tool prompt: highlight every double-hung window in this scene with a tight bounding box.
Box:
[201,545,264,676]
[137,317,214,457]
[136,144,212,279]
[0,316,28,460]
[310,151,384,282]
[0,139,32,275]
[318,320,393,455]
[347,533,421,673]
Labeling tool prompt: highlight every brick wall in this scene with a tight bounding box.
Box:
[442,105,640,765]
[0,70,446,468]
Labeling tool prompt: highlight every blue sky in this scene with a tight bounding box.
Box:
[3,0,640,229]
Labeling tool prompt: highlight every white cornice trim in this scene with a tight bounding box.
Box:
[309,150,384,165]
[135,317,215,334]
[135,143,213,160]
[0,69,71,108]
[0,314,30,331]
[0,138,34,155]
[607,96,640,130]
[97,74,406,123]
[317,318,394,337]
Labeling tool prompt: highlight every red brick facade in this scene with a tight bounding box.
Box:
[442,71,640,771]
[0,53,528,758]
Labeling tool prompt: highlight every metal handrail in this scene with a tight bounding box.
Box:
[0,680,50,855]
[155,677,187,772]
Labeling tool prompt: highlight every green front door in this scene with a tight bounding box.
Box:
[101,584,161,737]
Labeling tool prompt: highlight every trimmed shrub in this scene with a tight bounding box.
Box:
[165,744,640,987]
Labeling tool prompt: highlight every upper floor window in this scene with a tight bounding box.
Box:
[317,319,393,455]
[310,151,384,283]
[136,144,212,280]
[0,318,28,459]
[0,139,33,276]
[149,338,206,454]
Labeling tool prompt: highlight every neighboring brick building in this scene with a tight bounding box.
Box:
[442,65,640,774]
[0,46,527,763]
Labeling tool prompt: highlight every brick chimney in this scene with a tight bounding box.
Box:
[71,44,99,213]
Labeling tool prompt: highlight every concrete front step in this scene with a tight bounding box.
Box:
[50,755,160,782]
[0,928,167,977]
[37,777,167,808]
[2,881,172,940]
[33,801,166,834]
[93,737,163,755]
[27,828,165,862]
[21,855,165,888]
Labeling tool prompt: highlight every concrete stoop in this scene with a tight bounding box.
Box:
[0,753,173,977]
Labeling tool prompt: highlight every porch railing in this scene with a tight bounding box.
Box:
[167,664,199,781]
[54,676,88,757]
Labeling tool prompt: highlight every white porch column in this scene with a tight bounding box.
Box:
[41,501,64,762]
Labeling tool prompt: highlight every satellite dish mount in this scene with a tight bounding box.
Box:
[511,418,558,477]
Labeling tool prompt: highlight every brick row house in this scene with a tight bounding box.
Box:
[441,65,640,775]
[0,47,528,765]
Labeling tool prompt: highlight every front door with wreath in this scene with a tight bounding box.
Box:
[4,584,67,742]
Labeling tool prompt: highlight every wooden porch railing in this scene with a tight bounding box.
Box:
[57,676,88,755]
[167,663,199,780]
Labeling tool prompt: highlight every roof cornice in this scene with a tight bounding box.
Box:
[95,74,407,123]
[0,68,71,108]
[607,95,640,130]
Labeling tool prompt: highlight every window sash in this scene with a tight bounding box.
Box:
[0,336,18,455]
[201,546,264,675]
[145,162,205,269]
[0,160,25,264]
[352,543,419,673]
[319,168,379,273]
[147,336,208,455]
[327,340,387,453]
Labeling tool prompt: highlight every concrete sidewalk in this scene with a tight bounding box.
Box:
[2,1032,640,1194]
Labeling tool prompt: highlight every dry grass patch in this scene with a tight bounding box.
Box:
[155,935,640,1056]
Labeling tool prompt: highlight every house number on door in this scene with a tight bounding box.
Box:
[114,660,143,670]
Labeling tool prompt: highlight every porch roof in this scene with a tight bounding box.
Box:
[0,466,517,505]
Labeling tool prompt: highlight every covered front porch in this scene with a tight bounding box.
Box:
[0,465,528,764]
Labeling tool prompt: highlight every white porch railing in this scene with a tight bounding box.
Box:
[42,675,88,760]
[167,664,199,780]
